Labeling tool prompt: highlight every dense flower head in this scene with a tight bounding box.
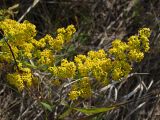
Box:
[139,35,150,52]
[109,39,128,60]
[73,49,112,81]
[74,54,87,64]
[127,36,140,50]
[7,71,32,91]
[138,28,151,38]
[50,36,64,51]
[0,19,76,91]
[65,25,76,42]
[22,43,34,58]
[31,38,46,48]
[0,19,36,63]
[57,27,66,34]
[7,63,33,91]
[128,49,144,62]
[111,60,132,80]
[69,77,92,100]
[7,73,24,91]
[0,19,36,43]
[88,49,106,59]
[37,49,54,65]
[49,59,76,79]
[127,28,151,62]
[0,19,76,63]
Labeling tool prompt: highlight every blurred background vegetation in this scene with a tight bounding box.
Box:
[0,0,160,120]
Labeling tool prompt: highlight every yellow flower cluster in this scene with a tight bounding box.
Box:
[37,49,54,65]
[0,19,36,62]
[32,25,76,51]
[48,28,150,100]
[0,19,36,42]
[69,77,91,100]
[23,43,34,58]
[109,39,128,60]
[127,28,150,62]
[7,71,32,91]
[7,62,32,91]
[109,28,150,62]
[0,19,76,63]
[0,18,150,100]
[75,49,112,83]
[138,28,150,52]
[111,60,132,80]
[49,59,76,79]
[0,19,76,91]
[108,28,150,79]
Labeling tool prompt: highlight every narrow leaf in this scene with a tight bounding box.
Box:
[40,102,53,112]
[59,108,72,119]
[74,106,116,115]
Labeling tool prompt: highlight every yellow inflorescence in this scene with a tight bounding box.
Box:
[0,19,76,91]
[0,19,36,62]
[38,49,54,65]
[7,64,32,91]
[109,39,128,60]
[0,18,150,100]
[74,49,112,82]
[69,77,92,100]
[7,73,24,91]
[49,59,76,79]
[49,28,151,100]
[138,28,150,52]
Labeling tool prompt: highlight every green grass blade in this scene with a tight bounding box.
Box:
[40,102,53,112]
[74,106,116,115]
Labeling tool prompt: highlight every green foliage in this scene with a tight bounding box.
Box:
[40,102,53,112]
[74,106,116,116]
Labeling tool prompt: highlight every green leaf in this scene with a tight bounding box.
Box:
[40,102,53,112]
[74,106,116,115]
[22,61,37,69]
[59,108,72,119]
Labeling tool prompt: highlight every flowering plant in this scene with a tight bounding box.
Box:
[0,19,150,100]
[0,19,150,108]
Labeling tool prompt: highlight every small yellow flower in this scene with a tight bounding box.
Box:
[69,90,81,100]
[88,49,106,59]
[138,28,151,38]
[57,27,66,34]
[128,49,144,62]
[128,36,140,50]
[49,59,76,79]
[69,77,91,100]
[109,39,128,60]
[7,73,24,91]
[112,68,122,80]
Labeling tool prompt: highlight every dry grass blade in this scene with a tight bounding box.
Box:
[18,0,40,22]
